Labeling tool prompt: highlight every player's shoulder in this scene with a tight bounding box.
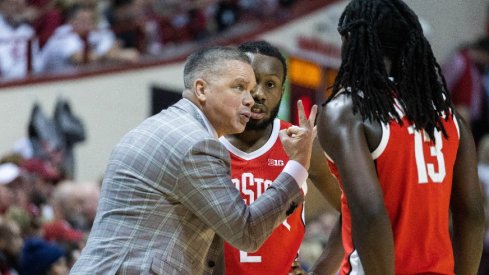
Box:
[323,92,355,118]
[319,92,362,135]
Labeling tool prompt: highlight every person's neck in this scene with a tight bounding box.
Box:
[226,123,274,153]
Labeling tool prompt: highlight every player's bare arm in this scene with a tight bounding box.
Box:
[317,93,394,275]
[308,135,342,211]
[451,113,485,275]
[309,214,343,275]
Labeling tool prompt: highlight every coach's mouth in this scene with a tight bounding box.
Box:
[240,110,251,122]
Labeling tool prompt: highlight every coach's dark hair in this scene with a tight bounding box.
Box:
[238,40,288,84]
[331,0,452,139]
[183,46,251,89]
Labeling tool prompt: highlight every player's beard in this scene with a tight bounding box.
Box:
[245,103,281,131]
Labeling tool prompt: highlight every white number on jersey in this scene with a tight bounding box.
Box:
[408,126,446,184]
[238,218,292,263]
[239,250,261,263]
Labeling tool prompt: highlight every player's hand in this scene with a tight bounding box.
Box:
[279,100,317,170]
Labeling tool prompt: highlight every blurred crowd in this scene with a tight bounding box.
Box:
[441,24,489,274]
[0,160,100,275]
[0,98,95,274]
[0,0,297,80]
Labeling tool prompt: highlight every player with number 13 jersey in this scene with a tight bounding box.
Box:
[326,100,460,274]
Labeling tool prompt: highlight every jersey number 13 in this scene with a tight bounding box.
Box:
[408,126,446,184]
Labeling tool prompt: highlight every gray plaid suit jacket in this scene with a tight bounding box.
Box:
[70,99,304,275]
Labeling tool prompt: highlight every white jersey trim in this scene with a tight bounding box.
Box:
[371,123,390,160]
[323,122,389,162]
[453,113,460,139]
[323,88,390,162]
[219,119,281,160]
[324,151,333,163]
[349,249,365,275]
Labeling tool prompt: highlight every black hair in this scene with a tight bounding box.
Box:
[183,46,251,89]
[238,40,288,84]
[331,0,453,140]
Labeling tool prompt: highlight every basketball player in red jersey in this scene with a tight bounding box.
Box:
[311,0,485,274]
[219,40,342,274]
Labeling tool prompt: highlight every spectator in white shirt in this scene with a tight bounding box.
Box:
[0,0,40,80]
[39,4,140,74]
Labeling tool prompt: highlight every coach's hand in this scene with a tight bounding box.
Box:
[279,100,317,170]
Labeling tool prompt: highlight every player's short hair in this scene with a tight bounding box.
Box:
[238,40,287,84]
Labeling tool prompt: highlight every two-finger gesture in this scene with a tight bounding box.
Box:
[279,100,317,170]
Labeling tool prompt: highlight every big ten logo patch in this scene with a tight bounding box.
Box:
[268,158,284,166]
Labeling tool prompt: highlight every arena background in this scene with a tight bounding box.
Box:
[0,0,485,186]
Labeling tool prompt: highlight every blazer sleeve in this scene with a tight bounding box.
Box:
[175,137,304,252]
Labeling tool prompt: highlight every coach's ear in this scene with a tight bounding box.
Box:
[194,78,208,103]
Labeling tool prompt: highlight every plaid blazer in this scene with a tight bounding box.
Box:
[70,99,304,275]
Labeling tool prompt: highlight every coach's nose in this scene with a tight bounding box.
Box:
[243,89,254,108]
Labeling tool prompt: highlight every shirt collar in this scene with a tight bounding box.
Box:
[183,98,218,139]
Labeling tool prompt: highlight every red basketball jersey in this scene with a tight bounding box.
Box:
[220,119,306,275]
[327,108,460,275]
